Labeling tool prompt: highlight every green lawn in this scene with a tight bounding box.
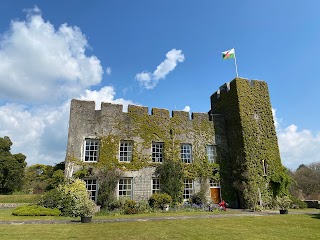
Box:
[0,194,39,203]
[0,211,319,240]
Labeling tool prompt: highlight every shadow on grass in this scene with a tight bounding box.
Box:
[310,214,320,220]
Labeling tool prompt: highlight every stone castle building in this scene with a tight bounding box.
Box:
[65,78,286,209]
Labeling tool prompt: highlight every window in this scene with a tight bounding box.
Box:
[152,142,163,163]
[183,179,194,200]
[118,178,132,199]
[84,139,99,162]
[181,144,192,163]
[84,179,98,202]
[152,178,161,194]
[119,141,133,162]
[207,145,217,163]
[209,179,220,187]
[262,160,268,176]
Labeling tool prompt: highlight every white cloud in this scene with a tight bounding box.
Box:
[183,106,191,112]
[0,102,69,166]
[78,86,136,111]
[273,108,320,170]
[106,67,111,75]
[135,49,185,89]
[0,7,136,166]
[0,6,103,103]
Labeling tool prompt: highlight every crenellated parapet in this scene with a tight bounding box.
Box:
[70,99,212,123]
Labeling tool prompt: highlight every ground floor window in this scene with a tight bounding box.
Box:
[118,178,133,199]
[152,178,161,194]
[84,179,98,202]
[183,179,194,201]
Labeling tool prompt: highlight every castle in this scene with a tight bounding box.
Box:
[65,78,287,209]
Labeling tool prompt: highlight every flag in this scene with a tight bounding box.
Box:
[222,48,235,60]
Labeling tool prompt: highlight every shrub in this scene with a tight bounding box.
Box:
[39,179,96,217]
[156,160,184,205]
[123,199,139,214]
[276,195,292,210]
[190,191,207,206]
[149,193,172,209]
[12,205,61,216]
[290,196,308,209]
[39,188,62,209]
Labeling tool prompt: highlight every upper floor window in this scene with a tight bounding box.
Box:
[181,144,192,163]
[152,142,163,163]
[84,139,100,162]
[119,141,133,162]
[206,145,217,163]
[262,160,268,176]
[84,179,98,202]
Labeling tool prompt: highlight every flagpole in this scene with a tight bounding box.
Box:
[234,50,239,78]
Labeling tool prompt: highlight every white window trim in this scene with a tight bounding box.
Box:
[152,142,164,163]
[83,139,100,163]
[183,179,194,201]
[206,145,217,164]
[152,178,161,194]
[84,179,98,203]
[181,144,192,163]
[118,178,133,199]
[119,140,133,163]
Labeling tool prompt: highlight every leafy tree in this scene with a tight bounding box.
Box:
[23,164,54,193]
[290,162,320,200]
[23,162,66,193]
[156,160,184,205]
[0,136,27,194]
[97,167,121,209]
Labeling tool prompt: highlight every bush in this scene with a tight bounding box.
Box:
[12,205,61,216]
[39,179,96,217]
[39,188,62,209]
[190,192,207,206]
[149,193,172,209]
[290,196,308,209]
[123,199,139,214]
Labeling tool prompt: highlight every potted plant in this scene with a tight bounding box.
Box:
[79,197,96,223]
[276,196,292,214]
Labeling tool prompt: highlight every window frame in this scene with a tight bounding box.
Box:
[152,178,161,194]
[118,178,133,199]
[84,179,98,203]
[181,143,192,163]
[83,139,100,162]
[262,160,268,176]
[206,145,217,163]
[183,179,194,201]
[152,142,164,163]
[119,140,133,162]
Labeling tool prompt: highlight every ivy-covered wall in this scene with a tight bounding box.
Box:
[210,78,288,209]
[65,99,219,201]
[65,78,288,208]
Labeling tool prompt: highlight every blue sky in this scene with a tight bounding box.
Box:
[0,1,319,170]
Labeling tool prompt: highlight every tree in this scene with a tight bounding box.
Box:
[0,136,27,194]
[290,162,320,200]
[156,160,184,205]
[23,162,66,193]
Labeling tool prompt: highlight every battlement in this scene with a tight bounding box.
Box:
[71,99,211,122]
[210,78,267,100]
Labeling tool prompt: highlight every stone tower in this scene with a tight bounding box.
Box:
[210,78,285,209]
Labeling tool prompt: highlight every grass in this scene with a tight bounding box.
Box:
[0,194,39,203]
[0,208,319,239]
